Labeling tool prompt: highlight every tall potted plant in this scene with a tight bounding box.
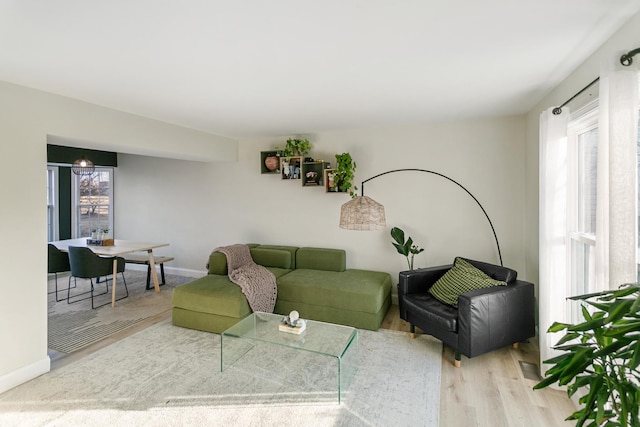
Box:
[390,227,424,270]
[332,152,357,197]
[534,284,640,426]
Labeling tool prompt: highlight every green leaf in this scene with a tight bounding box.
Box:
[611,284,640,298]
[605,299,633,324]
[548,322,571,333]
[410,245,424,255]
[592,338,629,359]
[390,227,405,245]
[542,352,572,366]
[629,337,640,370]
[604,321,640,337]
[556,332,581,346]
[533,373,561,390]
[569,316,605,332]
[558,348,593,386]
[391,228,410,256]
[567,374,593,397]
[569,290,610,301]
[405,237,413,255]
[392,242,407,256]
[553,343,594,353]
[581,376,604,422]
[629,291,640,314]
[587,301,612,312]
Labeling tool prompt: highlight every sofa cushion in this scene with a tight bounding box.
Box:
[173,275,251,318]
[249,248,292,269]
[465,258,517,284]
[403,293,458,332]
[276,268,391,313]
[295,247,346,272]
[255,245,300,269]
[208,252,229,275]
[428,257,507,307]
[208,246,292,275]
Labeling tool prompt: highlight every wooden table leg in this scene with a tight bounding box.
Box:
[111,258,118,307]
[147,250,160,292]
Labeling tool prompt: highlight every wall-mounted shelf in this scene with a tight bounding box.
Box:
[324,168,345,193]
[302,161,330,186]
[260,151,280,174]
[280,156,302,180]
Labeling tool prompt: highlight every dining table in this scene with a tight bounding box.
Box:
[49,238,170,307]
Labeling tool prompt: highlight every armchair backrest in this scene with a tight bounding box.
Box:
[69,246,114,279]
[48,243,70,274]
[463,258,517,284]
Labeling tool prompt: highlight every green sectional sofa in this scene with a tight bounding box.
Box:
[172,244,392,333]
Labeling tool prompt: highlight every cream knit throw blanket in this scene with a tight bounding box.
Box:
[215,244,277,313]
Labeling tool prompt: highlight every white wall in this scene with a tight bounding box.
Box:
[0,80,236,393]
[8,7,637,390]
[523,11,640,286]
[116,116,528,288]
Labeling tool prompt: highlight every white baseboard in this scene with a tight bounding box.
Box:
[0,356,50,394]
[164,266,205,278]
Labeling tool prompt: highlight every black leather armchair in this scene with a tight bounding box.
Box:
[398,258,535,367]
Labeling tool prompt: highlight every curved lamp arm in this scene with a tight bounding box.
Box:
[359,168,503,266]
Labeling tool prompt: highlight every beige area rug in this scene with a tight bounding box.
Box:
[48,270,192,353]
[1,319,442,427]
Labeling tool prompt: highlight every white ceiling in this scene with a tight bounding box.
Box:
[1,1,639,139]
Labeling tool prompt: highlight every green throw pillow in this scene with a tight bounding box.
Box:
[428,257,507,307]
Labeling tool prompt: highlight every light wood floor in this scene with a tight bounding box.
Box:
[50,302,576,426]
[381,305,576,427]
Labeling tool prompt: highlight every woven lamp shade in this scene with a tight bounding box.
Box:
[339,196,386,230]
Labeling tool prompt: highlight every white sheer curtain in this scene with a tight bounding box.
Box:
[539,107,569,375]
[596,61,639,291]
[538,55,639,377]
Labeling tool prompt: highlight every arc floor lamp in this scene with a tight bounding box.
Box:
[338,168,504,266]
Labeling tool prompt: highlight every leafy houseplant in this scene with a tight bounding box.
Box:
[390,227,424,270]
[332,152,357,197]
[534,284,640,427]
[276,138,312,160]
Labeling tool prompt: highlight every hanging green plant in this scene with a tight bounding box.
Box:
[276,138,312,160]
[332,152,357,197]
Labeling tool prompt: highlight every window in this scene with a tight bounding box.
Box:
[566,96,640,323]
[47,166,59,241]
[567,105,598,323]
[72,168,113,238]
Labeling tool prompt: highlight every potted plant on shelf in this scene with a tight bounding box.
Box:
[390,227,424,270]
[275,138,311,179]
[534,284,640,426]
[331,152,357,197]
[276,138,312,160]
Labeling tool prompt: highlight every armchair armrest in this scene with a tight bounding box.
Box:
[398,265,452,295]
[457,280,535,358]
[398,265,452,319]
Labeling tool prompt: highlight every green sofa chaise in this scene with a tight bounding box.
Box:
[172,244,392,333]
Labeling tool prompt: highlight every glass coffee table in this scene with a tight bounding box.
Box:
[221,312,358,403]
